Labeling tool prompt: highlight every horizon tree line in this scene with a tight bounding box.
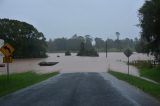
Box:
[47,34,141,53]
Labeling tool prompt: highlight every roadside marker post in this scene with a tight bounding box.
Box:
[7,62,9,80]
[0,43,15,80]
[3,56,13,80]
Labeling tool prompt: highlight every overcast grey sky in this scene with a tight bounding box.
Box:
[0,0,145,40]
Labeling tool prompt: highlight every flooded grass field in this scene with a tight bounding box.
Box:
[0,52,152,76]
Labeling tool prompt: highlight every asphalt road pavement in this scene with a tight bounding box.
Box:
[0,73,159,106]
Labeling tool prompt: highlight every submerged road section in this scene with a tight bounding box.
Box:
[0,73,159,106]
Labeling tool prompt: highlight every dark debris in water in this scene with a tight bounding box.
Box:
[38,62,59,66]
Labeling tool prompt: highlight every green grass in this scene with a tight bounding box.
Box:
[130,61,160,83]
[108,70,160,100]
[140,68,160,83]
[0,71,59,97]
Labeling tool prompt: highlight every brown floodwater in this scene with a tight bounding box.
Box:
[0,52,153,76]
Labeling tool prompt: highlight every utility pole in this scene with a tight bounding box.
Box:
[106,40,107,58]
[128,57,129,75]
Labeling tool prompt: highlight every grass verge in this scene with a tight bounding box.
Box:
[130,61,160,83]
[108,70,160,100]
[0,71,59,97]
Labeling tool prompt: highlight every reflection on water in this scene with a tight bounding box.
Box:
[0,52,152,76]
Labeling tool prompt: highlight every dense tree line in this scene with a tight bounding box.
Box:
[47,34,139,53]
[77,42,99,57]
[138,0,160,61]
[0,18,47,58]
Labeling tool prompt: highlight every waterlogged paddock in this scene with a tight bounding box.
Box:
[0,53,152,76]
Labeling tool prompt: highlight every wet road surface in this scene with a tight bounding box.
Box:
[0,73,159,106]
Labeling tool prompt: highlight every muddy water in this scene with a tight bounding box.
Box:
[0,52,152,76]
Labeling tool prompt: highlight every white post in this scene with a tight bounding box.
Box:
[0,39,4,63]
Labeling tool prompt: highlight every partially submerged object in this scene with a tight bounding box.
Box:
[65,51,71,56]
[38,62,58,66]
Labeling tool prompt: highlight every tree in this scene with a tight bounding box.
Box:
[106,39,114,50]
[124,49,133,75]
[53,38,67,51]
[0,18,47,58]
[77,42,99,57]
[135,37,148,53]
[0,39,4,47]
[139,0,160,61]
[95,37,105,51]
[47,35,138,53]
[85,35,93,49]
[115,32,121,51]
[116,32,120,40]
[47,35,85,52]
[68,35,84,51]
[77,42,85,56]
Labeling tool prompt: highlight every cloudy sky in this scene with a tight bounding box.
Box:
[0,0,145,40]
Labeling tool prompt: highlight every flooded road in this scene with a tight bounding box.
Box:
[0,52,152,76]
